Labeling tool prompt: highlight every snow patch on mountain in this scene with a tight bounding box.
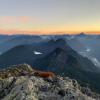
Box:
[86,48,91,52]
[33,51,43,55]
[91,58,100,67]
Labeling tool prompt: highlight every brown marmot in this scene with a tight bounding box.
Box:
[34,71,55,78]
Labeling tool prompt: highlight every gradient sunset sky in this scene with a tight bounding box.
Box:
[0,0,100,34]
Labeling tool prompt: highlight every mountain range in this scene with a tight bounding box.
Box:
[0,34,100,93]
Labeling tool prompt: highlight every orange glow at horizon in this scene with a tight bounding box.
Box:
[0,29,100,35]
[0,0,100,35]
[0,16,100,35]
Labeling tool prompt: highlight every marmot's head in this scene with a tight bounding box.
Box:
[34,72,40,76]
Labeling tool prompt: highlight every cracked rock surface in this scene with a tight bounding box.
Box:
[0,64,99,100]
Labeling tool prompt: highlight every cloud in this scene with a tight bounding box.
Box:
[0,16,15,23]
[0,29,43,35]
[19,16,31,23]
[0,16,35,24]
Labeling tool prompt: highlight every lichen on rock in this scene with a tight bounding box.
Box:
[0,64,99,100]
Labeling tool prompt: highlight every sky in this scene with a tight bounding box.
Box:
[0,0,100,34]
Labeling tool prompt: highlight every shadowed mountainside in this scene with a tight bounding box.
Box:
[0,39,100,93]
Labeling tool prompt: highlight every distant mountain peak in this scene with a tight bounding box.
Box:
[52,47,65,54]
[48,38,66,44]
[78,32,86,36]
[55,38,66,43]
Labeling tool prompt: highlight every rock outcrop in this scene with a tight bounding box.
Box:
[0,64,99,100]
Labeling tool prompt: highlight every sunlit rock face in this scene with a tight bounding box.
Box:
[0,64,99,100]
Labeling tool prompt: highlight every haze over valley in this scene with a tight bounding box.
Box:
[0,0,100,99]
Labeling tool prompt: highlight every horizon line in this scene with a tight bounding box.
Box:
[0,30,100,35]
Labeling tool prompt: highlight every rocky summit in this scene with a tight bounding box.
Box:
[0,64,99,100]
